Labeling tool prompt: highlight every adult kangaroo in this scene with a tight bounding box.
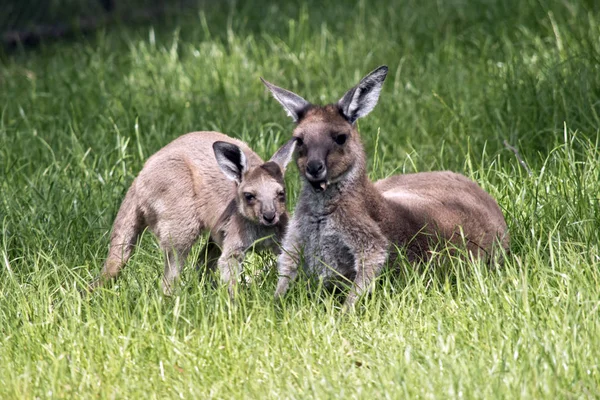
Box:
[261,66,509,309]
[92,131,297,296]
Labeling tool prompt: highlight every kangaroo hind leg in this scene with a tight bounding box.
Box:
[159,222,202,296]
[91,184,144,291]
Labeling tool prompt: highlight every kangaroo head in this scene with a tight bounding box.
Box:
[213,138,297,226]
[261,66,388,192]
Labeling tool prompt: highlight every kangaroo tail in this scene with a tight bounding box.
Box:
[89,181,145,290]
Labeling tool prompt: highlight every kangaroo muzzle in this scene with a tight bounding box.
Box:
[260,207,278,226]
[305,159,328,192]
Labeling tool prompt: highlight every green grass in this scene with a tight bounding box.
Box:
[1,0,600,397]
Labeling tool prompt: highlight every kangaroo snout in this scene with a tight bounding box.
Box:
[306,159,326,179]
[305,160,328,192]
[306,160,327,195]
[261,210,277,225]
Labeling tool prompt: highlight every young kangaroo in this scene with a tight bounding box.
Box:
[261,66,509,309]
[92,131,297,296]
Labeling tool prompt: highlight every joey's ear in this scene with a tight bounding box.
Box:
[337,65,388,124]
[261,78,311,122]
[213,141,248,184]
[269,137,298,173]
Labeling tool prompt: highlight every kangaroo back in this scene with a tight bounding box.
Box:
[375,172,509,261]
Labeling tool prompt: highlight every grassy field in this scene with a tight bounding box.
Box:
[1,0,600,397]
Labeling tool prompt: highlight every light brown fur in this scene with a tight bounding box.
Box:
[262,66,509,309]
[92,131,296,296]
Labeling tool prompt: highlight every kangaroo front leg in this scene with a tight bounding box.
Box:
[275,250,300,299]
[275,223,303,299]
[162,247,191,296]
[196,239,222,275]
[343,241,389,311]
[218,248,245,299]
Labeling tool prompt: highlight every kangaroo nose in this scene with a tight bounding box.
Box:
[306,160,325,178]
[263,211,276,224]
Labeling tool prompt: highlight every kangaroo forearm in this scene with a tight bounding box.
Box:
[344,245,388,309]
[275,244,301,298]
[218,247,245,298]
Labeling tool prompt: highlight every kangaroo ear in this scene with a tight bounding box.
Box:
[213,141,248,184]
[261,78,311,122]
[269,137,298,173]
[337,65,388,124]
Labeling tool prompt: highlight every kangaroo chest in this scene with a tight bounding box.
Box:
[298,210,355,280]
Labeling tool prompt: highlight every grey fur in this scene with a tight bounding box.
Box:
[91,132,296,297]
[266,67,509,310]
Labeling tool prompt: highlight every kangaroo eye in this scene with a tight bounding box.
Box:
[243,193,256,202]
[277,191,286,202]
[295,137,304,146]
[334,134,347,145]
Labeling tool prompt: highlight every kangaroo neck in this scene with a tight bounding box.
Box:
[299,163,358,210]
[299,160,390,221]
